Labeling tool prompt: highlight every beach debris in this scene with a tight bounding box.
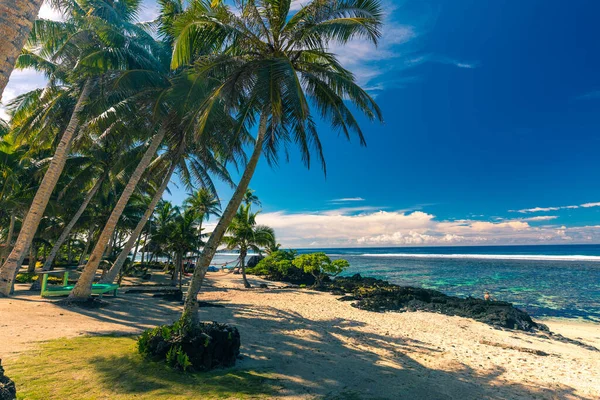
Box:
[0,359,16,400]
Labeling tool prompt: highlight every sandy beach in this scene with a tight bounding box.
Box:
[1,272,599,400]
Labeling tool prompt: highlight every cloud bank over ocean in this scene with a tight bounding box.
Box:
[230,207,600,248]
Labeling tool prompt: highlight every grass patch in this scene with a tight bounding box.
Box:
[6,336,279,399]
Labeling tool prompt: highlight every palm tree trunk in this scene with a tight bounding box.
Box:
[172,253,181,284]
[42,176,103,272]
[240,250,250,288]
[27,243,37,273]
[67,239,72,264]
[102,161,178,284]
[69,128,166,300]
[181,113,267,323]
[0,214,15,263]
[0,0,44,98]
[131,232,142,264]
[79,227,94,266]
[0,79,93,296]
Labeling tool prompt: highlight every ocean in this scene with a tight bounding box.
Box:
[215,244,600,321]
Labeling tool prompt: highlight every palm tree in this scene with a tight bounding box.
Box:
[173,0,384,322]
[167,207,203,289]
[222,203,274,288]
[183,187,221,232]
[0,0,44,97]
[0,0,162,295]
[243,189,261,207]
[41,132,140,271]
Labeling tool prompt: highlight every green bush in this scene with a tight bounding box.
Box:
[246,250,315,285]
[138,320,240,372]
[293,253,349,287]
[15,273,63,284]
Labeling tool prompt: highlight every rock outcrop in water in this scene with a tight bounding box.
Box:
[320,274,549,332]
[0,359,16,400]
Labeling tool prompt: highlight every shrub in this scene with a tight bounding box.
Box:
[138,321,240,372]
[292,253,350,287]
[247,250,315,285]
[15,273,63,284]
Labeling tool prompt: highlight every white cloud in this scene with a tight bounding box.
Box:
[247,208,600,248]
[330,197,365,202]
[518,216,558,222]
[581,202,600,208]
[407,55,480,70]
[512,201,600,213]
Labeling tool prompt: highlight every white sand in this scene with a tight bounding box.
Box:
[1,272,599,399]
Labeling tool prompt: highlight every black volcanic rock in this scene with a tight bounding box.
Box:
[0,359,16,400]
[321,274,548,332]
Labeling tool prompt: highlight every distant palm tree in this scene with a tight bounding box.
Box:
[167,207,203,288]
[222,204,275,288]
[243,189,261,208]
[174,0,384,322]
[184,187,221,232]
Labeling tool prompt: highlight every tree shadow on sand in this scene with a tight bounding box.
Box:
[13,277,592,400]
[197,301,588,400]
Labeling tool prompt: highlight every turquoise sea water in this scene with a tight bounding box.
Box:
[286,245,600,321]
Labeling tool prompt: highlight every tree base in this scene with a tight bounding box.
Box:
[56,297,110,309]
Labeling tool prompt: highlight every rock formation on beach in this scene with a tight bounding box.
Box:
[322,274,549,332]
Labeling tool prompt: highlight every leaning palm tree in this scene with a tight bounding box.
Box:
[222,203,274,288]
[173,0,384,322]
[0,0,44,97]
[0,0,162,295]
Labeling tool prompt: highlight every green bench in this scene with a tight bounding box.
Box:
[38,269,119,297]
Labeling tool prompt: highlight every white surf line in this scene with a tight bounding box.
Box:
[359,253,600,262]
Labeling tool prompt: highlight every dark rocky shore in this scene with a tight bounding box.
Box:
[318,274,549,332]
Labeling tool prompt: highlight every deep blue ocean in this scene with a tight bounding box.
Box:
[216,244,600,321]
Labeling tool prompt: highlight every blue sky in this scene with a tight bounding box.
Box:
[4,0,600,247]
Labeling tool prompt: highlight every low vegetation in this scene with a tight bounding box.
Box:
[5,336,276,400]
[248,250,350,287]
[138,321,241,371]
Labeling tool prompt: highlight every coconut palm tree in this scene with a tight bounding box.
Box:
[222,203,275,288]
[172,0,384,322]
[0,0,163,296]
[183,187,221,232]
[90,0,242,287]
[40,131,142,271]
[0,0,44,97]
[243,189,261,207]
[167,207,203,289]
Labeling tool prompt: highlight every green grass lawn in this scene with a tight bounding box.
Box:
[5,336,279,400]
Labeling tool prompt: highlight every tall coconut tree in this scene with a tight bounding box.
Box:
[222,203,274,288]
[91,0,243,287]
[172,0,384,322]
[40,131,141,271]
[0,0,163,295]
[0,0,44,98]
